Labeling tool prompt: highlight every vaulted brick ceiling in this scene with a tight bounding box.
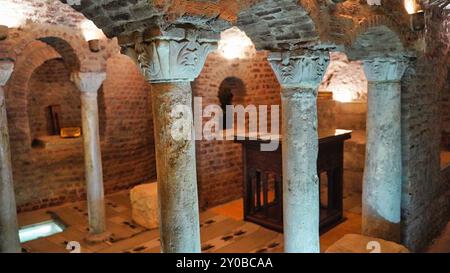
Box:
[59,0,423,52]
[237,0,319,51]
[60,0,323,50]
[60,0,258,41]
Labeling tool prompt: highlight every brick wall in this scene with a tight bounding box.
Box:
[0,0,153,212]
[27,59,82,140]
[193,51,281,210]
[5,45,156,211]
[442,68,450,149]
[399,2,450,251]
[193,50,363,209]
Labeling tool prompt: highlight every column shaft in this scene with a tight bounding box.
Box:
[281,87,320,253]
[361,56,407,242]
[151,82,201,253]
[125,28,218,253]
[362,81,402,241]
[0,86,20,253]
[268,50,329,253]
[81,92,106,235]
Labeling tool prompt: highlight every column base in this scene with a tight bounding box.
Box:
[84,231,112,244]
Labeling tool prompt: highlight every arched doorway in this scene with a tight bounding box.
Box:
[218,77,246,130]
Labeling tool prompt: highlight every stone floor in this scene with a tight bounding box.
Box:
[18,190,362,253]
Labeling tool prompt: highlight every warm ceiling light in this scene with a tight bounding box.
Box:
[80,20,105,52]
[404,0,422,14]
[404,0,425,31]
[0,2,25,28]
[218,27,256,60]
[367,0,381,6]
[333,92,354,103]
[80,20,105,42]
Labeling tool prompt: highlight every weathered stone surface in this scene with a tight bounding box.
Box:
[238,0,319,51]
[325,234,410,253]
[347,26,405,60]
[60,0,235,39]
[269,51,330,253]
[320,52,367,102]
[268,49,330,89]
[362,56,407,243]
[73,72,108,236]
[151,82,201,253]
[71,72,107,93]
[130,182,159,229]
[124,28,218,83]
[0,61,21,253]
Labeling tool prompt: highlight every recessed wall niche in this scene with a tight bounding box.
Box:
[28,58,81,144]
[218,77,246,129]
[27,58,107,146]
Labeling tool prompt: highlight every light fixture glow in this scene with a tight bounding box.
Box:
[80,20,105,41]
[367,0,381,6]
[19,220,65,243]
[0,2,26,28]
[218,27,256,60]
[333,91,354,103]
[404,0,422,14]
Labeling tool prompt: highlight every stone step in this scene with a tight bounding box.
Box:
[325,234,410,253]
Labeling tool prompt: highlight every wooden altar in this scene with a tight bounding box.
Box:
[235,129,352,233]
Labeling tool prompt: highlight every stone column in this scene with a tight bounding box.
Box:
[71,72,109,242]
[126,29,217,253]
[362,56,407,242]
[0,61,20,253]
[268,51,330,253]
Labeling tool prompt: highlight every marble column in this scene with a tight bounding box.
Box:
[268,51,330,253]
[0,61,20,253]
[71,72,109,242]
[126,29,217,253]
[362,56,407,242]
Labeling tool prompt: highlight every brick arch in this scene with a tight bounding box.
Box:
[4,23,118,72]
[219,77,247,97]
[5,41,61,155]
[194,50,281,114]
[237,0,319,51]
[195,54,258,106]
[194,51,281,209]
[38,37,80,71]
[218,76,247,129]
[344,15,412,49]
[342,18,410,62]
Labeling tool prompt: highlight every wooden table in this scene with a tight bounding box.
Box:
[235,129,352,233]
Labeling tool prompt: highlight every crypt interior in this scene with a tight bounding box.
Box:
[0,0,449,253]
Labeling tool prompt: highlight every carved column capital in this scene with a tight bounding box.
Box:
[363,56,408,83]
[71,72,106,93]
[268,50,330,90]
[0,61,14,87]
[125,28,218,83]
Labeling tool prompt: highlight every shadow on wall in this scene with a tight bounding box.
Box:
[218,77,246,129]
[27,58,82,143]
